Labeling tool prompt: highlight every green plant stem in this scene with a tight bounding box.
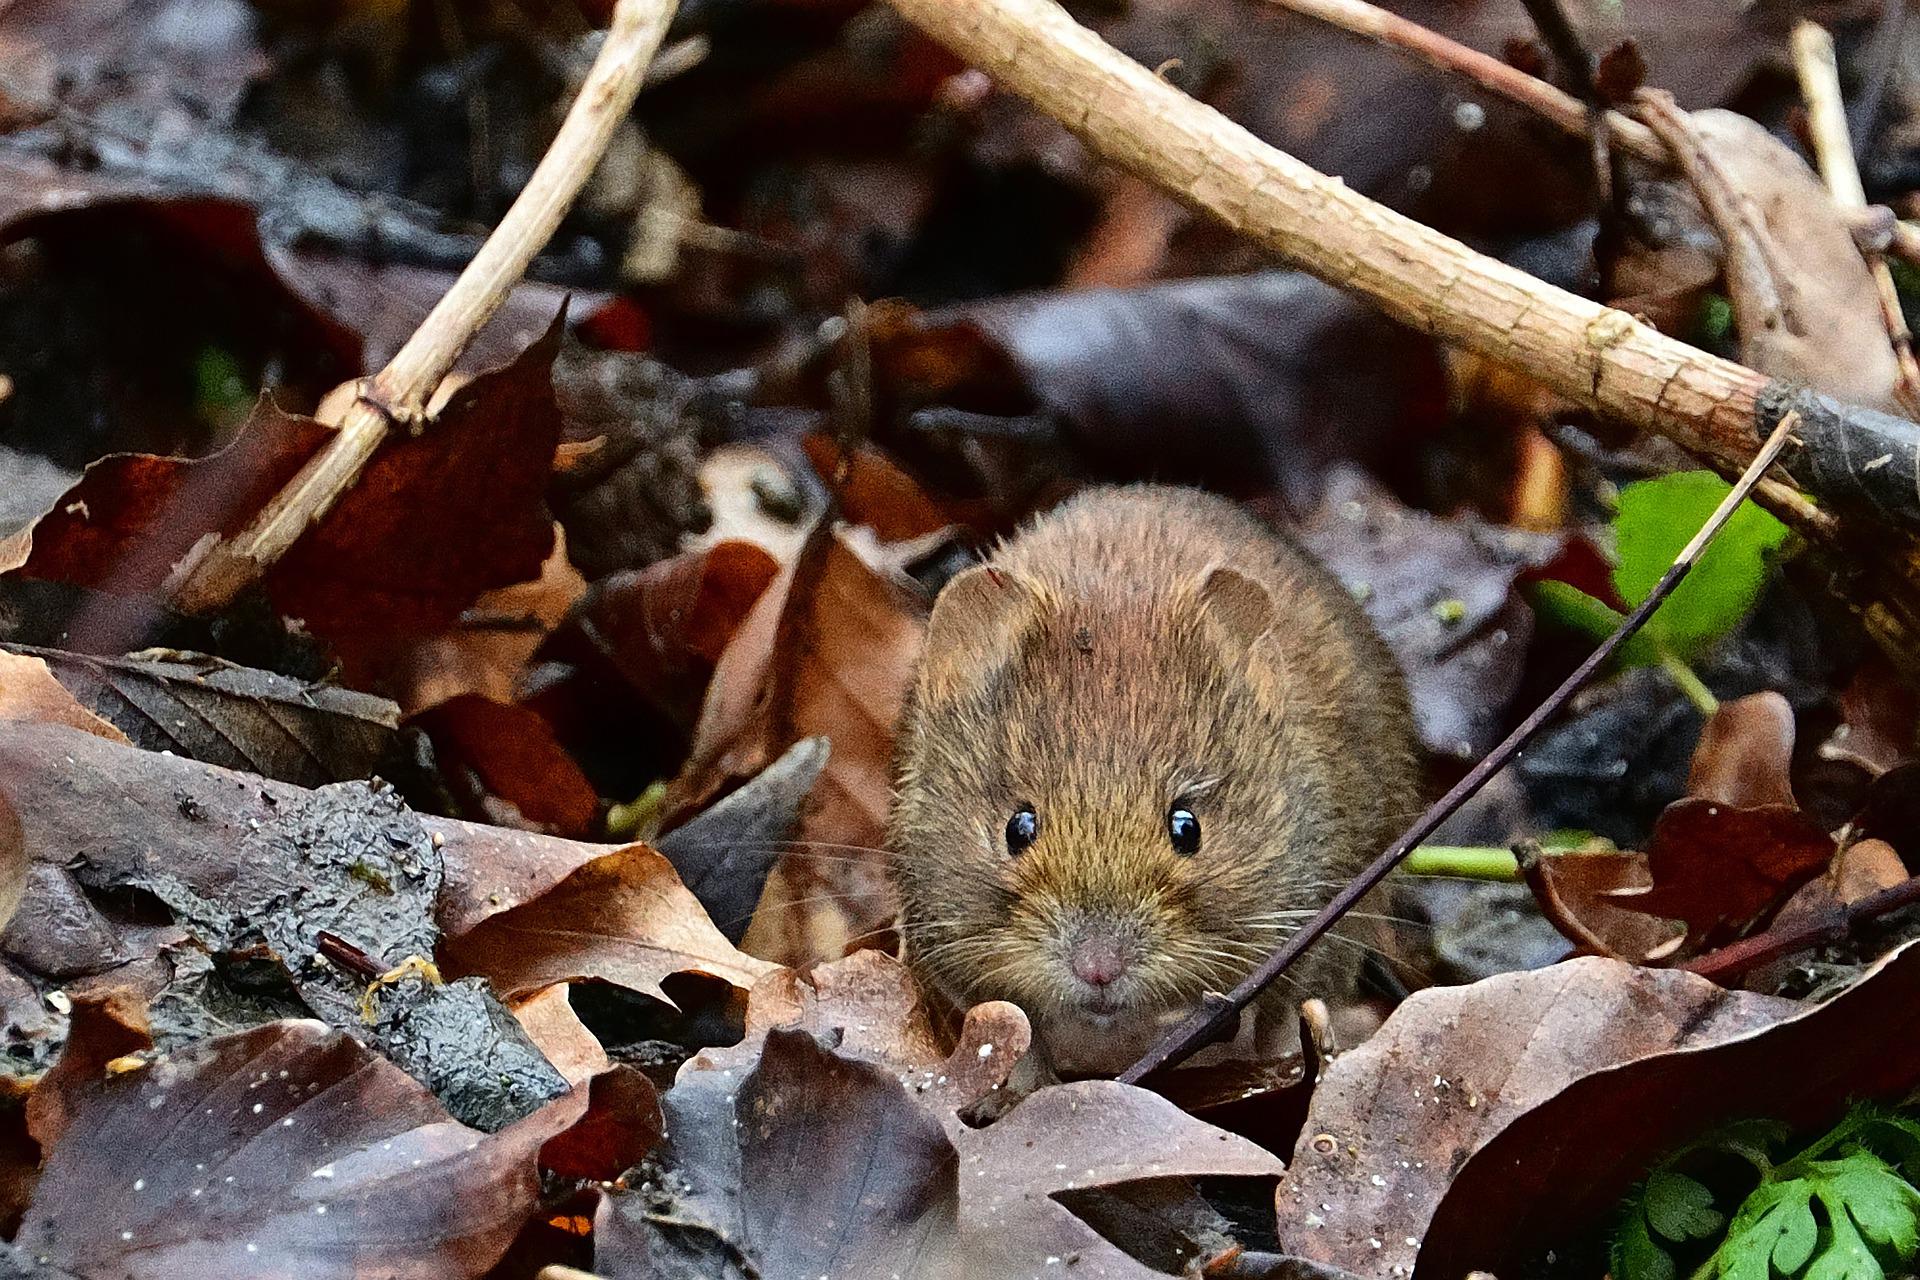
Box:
[1659,651,1721,716]
[1402,846,1522,881]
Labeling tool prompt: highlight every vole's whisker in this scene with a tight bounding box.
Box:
[656,838,894,860]
[708,888,894,931]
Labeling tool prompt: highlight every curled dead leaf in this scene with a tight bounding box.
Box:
[1419,942,1920,1279]
[14,1019,583,1279]
[1274,958,1792,1275]
[439,843,778,1003]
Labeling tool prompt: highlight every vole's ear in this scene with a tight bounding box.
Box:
[919,565,1038,703]
[1199,566,1275,654]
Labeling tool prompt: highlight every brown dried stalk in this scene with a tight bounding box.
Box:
[170,0,680,614]
[1792,19,1920,414]
[1261,0,1665,164]
[886,0,1834,473]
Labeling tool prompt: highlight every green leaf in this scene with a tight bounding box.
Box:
[1649,1169,1727,1242]
[1528,581,1662,668]
[1710,1150,1920,1280]
[1616,1109,1920,1280]
[1617,1198,1681,1280]
[1720,1180,1819,1280]
[1612,472,1788,662]
[1822,1156,1920,1256]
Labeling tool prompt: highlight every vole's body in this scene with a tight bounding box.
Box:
[889,485,1417,1074]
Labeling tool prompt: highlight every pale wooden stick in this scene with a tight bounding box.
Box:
[172,0,680,613]
[886,0,1772,469]
[1792,18,1920,413]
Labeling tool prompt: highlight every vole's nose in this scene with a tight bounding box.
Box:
[1068,932,1131,987]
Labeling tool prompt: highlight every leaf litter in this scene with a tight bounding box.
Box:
[0,2,1919,1278]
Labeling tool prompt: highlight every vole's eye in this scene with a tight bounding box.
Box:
[1167,807,1201,855]
[1004,806,1039,856]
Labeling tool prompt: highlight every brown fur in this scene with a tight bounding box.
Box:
[888,485,1419,1074]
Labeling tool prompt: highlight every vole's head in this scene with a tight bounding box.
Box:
[889,562,1338,1072]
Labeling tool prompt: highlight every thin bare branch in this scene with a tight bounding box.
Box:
[1260,0,1667,164]
[1792,18,1920,413]
[888,0,1785,472]
[170,0,680,614]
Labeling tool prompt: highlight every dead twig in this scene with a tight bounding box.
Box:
[1513,0,1620,205]
[1792,19,1920,414]
[1267,0,1920,295]
[170,0,680,614]
[1260,0,1666,164]
[1120,413,1802,1082]
[886,0,1902,489]
[1684,872,1920,984]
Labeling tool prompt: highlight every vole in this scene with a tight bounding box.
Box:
[888,485,1418,1075]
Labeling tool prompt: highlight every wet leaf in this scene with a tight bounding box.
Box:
[440,843,777,1003]
[0,723,589,1123]
[956,274,1447,507]
[13,1019,581,1279]
[1419,943,1920,1280]
[7,643,397,787]
[537,1065,662,1182]
[1525,846,1684,963]
[1298,466,1559,759]
[1274,958,1792,1274]
[1820,660,1918,778]
[10,401,329,609]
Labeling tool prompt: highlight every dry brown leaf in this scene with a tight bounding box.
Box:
[1820,657,1919,776]
[395,523,588,715]
[8,643,400,787]
[673,521,924,966]
[0,650,128,742]
[1273,958,1794,1274]
[412,695,600,838]
[509,986,610,1089]
[597,952,1282,1279]
[0,718,605,945]
[14,1018,583,1279]
[1524,846,1683,963]
[1421,942,1920,1278]
[439,843,778,1002]
[1686,690,1798,808]
[1631,101,1898,410]
[1615,797,1836,949]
